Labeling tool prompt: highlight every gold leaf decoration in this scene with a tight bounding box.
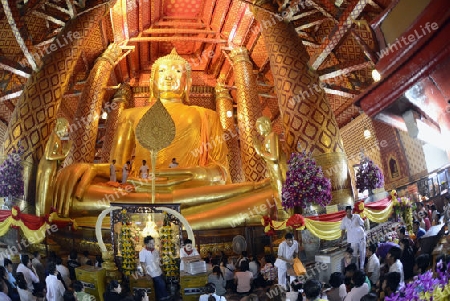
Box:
[136,99,176,152]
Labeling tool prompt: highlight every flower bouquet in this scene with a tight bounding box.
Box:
[386,261,450,300]
[356,156,384,193]
[0,146,24,199]
[281,151,332,209]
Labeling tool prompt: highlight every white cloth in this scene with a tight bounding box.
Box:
[350,240,366,270]
[367,254,380,284]
[199,293,226,301]
[139,165,149,179]
[17,263,40,292]
[169,162,178,168]
[344,283,369,301]
[339,283,347,300]
[389,259,404,285]
[17,287,36,301]
[249,261,259,279]
[56,264,71,287]
[179,247,200,271]
[275,240,298,289]
[122,163,129,184]
[340,214,365,244]
[45,274,65,301]
[139,248,163,278]
[110,163,116,182]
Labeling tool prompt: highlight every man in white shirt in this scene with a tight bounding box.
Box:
[179,238,200,271]
[344,270,369,301]
[122,160,130,184]
[386,247,404,286]
[168,158,178,168]
[274,233,298,290]
[139,160,150,179]
[139,235,169,301]
[110,159,117,182]
[46,262,66,301]
[55,257,71,288]
[16,255,40,292]
[366,243,380,285]
[340,206,366,269]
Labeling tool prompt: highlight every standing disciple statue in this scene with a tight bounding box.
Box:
[35,118,72,216]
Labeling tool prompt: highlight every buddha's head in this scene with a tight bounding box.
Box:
[256,116,272,136]
[150,48,192,103]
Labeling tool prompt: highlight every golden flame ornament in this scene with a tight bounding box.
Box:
[135,99,176,152]
[135,99,176,203]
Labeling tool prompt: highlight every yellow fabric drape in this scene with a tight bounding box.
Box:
[364,203,393,223]
[0,217,49,243]
[303,219,342,240]
[262,201,394,240]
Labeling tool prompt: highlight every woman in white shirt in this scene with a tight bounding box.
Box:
[16,273,37,301]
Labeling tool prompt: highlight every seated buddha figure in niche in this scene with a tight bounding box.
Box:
[50,49,274,229]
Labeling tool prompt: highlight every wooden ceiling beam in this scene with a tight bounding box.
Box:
[0,58,31,78]
[319,61,372,80]
[154,21,206,28]
[129,36,228,43]
[0,91,22,102]
[143,28,217,35]
[323,87,358,99]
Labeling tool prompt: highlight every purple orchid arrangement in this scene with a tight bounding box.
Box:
[0,146,25,198]
[356,156,384,193]
[281,151,332,209]
[385,260,450,300]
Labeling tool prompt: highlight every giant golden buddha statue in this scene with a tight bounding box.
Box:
[48,49,276,229]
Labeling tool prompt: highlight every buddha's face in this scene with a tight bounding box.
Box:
[152,61,189,101]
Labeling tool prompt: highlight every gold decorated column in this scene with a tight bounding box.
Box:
[99,83,132,163]
[64,44,122,166]
[229,47,266,182]
[215,78,245,183]
[3,4,109,204]
[252,2,352,205]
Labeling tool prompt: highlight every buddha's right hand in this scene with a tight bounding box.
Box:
[53,163,109,217]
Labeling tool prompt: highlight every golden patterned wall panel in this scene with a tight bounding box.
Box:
[0,19,22,60]
[334,35,365,63]
[336,105,360,128]
[397,129,427,181]
[82,24,106,64]
[4,4,110,161]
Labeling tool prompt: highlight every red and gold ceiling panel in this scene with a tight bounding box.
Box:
[210,0,232,32]
[163,0,204,17]
[220,0,244,38]
[126,0,140,37]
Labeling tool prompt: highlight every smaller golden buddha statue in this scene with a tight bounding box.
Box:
[36,118,72,216]
[253,116,287,205]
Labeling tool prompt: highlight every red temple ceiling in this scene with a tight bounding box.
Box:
[0,0,394,132]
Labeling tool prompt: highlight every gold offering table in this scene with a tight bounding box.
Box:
[75,265,106,301]
[130,275,155,300]
[180,271,208,301]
